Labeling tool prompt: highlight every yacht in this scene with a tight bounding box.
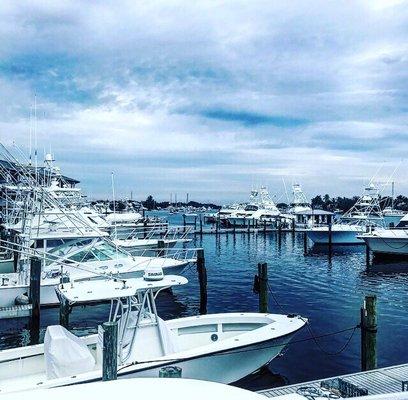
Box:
[306,183,385,245]
[286,183,332,228]
[227,187,280,227]
[359,214,408,255]
[0,270,307,392]
[0,236,194,307]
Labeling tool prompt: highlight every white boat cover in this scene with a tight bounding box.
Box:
[44,325,96,379]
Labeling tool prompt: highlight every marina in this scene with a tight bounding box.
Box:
[1,2,408,397]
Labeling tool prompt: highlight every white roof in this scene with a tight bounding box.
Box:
[0,378,264,400]
[57,275,188,303]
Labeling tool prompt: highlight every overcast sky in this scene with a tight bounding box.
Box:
[1,0,407,203]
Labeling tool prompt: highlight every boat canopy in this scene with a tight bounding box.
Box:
[56,275,188,304]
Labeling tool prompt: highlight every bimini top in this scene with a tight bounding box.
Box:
[56,275,188,304]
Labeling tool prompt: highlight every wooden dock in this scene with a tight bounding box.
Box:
[0,304,32,319]
[258,364,408,398]
[191,227,305,235]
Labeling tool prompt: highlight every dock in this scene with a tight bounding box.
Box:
[258,364,408,397]
[190,227,306,235]
[0,304,32,319]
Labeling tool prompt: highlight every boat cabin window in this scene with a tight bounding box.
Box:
[397,220,408,228]
[222,322,266,332]
[177,324,217,335]
[244,205,258,212]
[68,242,125,263]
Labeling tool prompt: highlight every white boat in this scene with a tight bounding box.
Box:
[359,214,408,255]
[227,187,280,227]
[306,183,386,245]
[0,237,192,307]
[306,224,366,245]
[0,376,265,400]
[0,271,306,392]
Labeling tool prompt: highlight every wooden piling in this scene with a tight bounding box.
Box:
[143,219,148,239]
[59,296,70,328]
[361,295,377,371]
[365,245,370,267]
[29,257,41,344]
[303,231,308,253]
[328,222,333,248]
[200,215,203,235]
[102,321,118,381]
[196,249,207,315]
[157,239,165,257]
[233,220,236,234]
[258,262,268,313]
[264,220,267,234]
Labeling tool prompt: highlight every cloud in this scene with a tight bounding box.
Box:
[0,0,407,201]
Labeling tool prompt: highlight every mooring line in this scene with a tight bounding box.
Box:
[267,281,359,356]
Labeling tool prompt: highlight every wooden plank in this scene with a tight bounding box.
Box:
[0,304,32,319]
[258,363,408,398]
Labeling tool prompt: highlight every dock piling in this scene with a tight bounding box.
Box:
[258,262,268,313]
[29,257,41,344]
[197,249,207,315]
[328,222,333,249]
[361,295,377,371]
[59,296,70,328]
[157,239,165,257]
[102,321,118,381]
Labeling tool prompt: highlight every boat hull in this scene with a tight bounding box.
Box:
[362,236,408,255]
[306,227,364,245]
[119,335,291,383]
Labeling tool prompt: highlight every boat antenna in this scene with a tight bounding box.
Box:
[111,172,118,241]
[34,94,38,182]
[282,177,289,203]
[29,106,32,166]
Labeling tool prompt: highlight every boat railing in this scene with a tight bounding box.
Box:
[116,224,192,242]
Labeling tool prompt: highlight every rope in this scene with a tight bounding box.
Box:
[266,282,359,356]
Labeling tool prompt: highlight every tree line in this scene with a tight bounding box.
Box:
[310,194,408,212]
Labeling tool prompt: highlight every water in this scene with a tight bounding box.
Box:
[2,211,408,391]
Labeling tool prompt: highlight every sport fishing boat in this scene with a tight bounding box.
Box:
[0,269,307,393]
[359,214,408,255]
[227,187,280,227]
[0,237,194,307]
[306,183,386,245]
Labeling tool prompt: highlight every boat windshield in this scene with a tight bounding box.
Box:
[46,238,126,265]
[244,205,258,212]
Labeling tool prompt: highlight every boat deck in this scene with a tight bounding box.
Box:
[257,364,408,398]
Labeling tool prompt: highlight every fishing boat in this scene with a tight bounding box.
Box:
[0,270,306,392]
[0,377,266,400]
[0,237,194,307]
[306,183,386,245]
[227,187,280,227]
[359,214,408,256]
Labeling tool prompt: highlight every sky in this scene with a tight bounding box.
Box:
[0,0,407,203]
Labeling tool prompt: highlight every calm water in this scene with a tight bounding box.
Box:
[2,211,408,390]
